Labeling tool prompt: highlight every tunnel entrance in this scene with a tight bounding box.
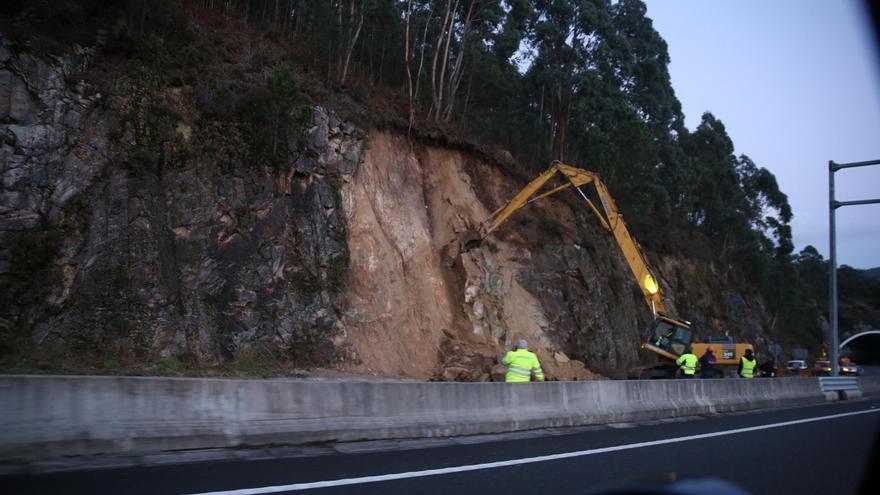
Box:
[840,330,880,364]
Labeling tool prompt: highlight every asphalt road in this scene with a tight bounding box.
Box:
[4,400,879,495]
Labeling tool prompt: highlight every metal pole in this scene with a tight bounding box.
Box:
[827,157,878,377]
[829,161,839,376]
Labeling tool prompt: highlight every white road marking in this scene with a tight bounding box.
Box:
[184,407,880,495]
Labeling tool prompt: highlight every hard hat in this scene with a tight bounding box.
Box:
[517,339,528,350]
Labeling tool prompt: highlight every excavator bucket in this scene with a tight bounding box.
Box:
[457,228,484,253]
[442,228,484,269]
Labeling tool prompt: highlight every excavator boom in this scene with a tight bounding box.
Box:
[463,161,698,365]
[481,161,667,318]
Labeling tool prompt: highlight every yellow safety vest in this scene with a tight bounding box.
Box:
[675,353,698,375]
[502,349,544,382]
[740,357,757,378]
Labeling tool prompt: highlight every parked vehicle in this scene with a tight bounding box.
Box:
[784,360,811,376]
[786,360,807,372]
[813,360,832,376]
[810,356,864,376]
[839,362,863,376]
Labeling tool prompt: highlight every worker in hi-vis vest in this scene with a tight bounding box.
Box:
[739,348,757,378]
[675,346,698,378]
[502,339,545,382]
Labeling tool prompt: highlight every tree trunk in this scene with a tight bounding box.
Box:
[442,0,475,122]
[430,0,455,120]
[414,5,434,108]
[404,0,414,131]
[367,28,375,84]
[436,0,461,121]
[340,1,365,85]
[378,36,386,86]
[459,74,473,127]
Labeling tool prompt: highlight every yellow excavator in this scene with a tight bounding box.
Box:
[459,161,752,378]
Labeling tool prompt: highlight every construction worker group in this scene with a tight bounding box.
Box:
[503,339,761,381]
[675,346,759,378]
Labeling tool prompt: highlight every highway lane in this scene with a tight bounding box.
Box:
[5,400,879,495]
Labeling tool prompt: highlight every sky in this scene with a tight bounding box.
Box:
[643,0,880,269]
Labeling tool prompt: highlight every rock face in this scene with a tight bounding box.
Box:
[338,136,599,380]
[1,40,109,350]
[0,38,770,379]
[1,37,364,366]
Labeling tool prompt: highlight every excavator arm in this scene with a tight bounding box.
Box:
[466,160,694,365]
[480,161,667,317]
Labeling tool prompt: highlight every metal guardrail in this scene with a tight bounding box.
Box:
[818,376,859,393]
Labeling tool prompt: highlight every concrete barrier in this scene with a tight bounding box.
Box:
[858,376,880,398]
[0,375,832,462]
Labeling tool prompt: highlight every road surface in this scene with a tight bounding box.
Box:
[4,400,879,495]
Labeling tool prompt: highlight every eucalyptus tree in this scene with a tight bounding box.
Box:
[526,0,610,160]
[609,0,681,132]
[678,113,751,251]
[414,0,504,121]
[736,154,793,258]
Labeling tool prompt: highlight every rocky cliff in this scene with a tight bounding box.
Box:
[0,35,773,380]
[0,36,363,372]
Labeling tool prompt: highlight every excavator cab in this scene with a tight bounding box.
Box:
[644,315,693,358]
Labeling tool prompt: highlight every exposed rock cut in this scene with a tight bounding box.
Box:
[339,134,597,380]
[0,35,772,381]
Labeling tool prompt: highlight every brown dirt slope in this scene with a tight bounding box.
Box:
[339,132,598,380]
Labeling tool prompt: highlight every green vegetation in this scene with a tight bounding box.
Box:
[782,247,880,353]
[1,0,189,59]
[152,356,183,376]
[239,64,311,167]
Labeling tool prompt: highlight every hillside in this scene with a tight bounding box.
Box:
[0,1,876,379]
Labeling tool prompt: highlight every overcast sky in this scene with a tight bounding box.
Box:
[643,0,880,269]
